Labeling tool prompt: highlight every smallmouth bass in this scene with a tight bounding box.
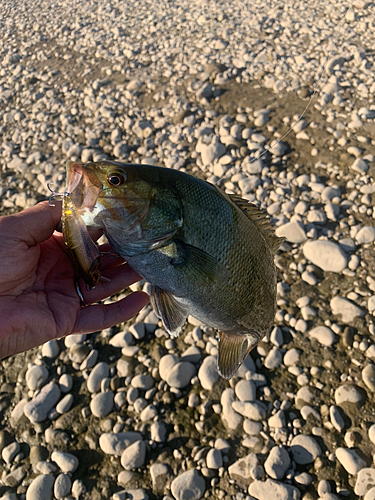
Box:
[66,160,283,378]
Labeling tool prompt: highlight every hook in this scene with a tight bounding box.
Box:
[47,182,70,207]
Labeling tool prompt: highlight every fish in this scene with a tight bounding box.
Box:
[66,160,283,379]
[61,191,102,289]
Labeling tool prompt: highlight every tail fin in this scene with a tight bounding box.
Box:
[217,331,258,379]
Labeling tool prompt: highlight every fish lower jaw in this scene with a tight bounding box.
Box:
[79,204,104,228]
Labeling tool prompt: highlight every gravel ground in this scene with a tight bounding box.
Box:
[1,0,375,499]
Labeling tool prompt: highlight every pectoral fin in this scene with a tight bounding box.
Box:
[160,240,230,285]
[218,332,258,379]
[150,285,189,337]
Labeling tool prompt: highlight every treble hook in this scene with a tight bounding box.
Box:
[47,182,69,207]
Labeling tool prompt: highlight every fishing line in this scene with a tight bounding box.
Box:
[241,1,356,169]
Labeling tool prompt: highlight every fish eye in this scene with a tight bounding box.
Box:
[106,169,127,187]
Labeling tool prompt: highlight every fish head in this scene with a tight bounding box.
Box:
[65,160,154,232]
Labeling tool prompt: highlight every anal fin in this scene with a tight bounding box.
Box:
[150,285,188,338]
[218,331,258,379]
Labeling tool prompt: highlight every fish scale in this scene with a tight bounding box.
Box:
[66,160,283,379]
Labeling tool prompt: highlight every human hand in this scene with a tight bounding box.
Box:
[0,201,149,359]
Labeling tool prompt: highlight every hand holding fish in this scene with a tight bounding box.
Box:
[0,201,149,359]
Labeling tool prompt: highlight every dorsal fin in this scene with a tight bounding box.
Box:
[228,194,284,253]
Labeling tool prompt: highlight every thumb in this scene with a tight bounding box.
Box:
[1,200,62,246]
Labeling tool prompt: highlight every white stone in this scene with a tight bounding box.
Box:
[308,326,337,346]
[335,384,364,406]
[25,365,49,391]
[232,401,267,421]
[120,441,146,470]
[330,297,364,323]
[51,451,79,473]
[166,361,195,388]
[42,340,60,359]
[303,240,347,272]
[54,473,71,499]
[264,348,283,369]
[351,158,368,173]
[290,434,321,464]
[197,356,219,390]
[336,447,366,475]
[171,469,206,500]
[90,391,114,418]
[26,474,55,500]
[24,382,61,423]
[99,432,142,456]
[249,479,301,500]
[235,380,256,402]
[221,388,243,430]
[264,446,291,480]
[87,362,109,393]
[356,226,375,244]
[206,448,222,469]
[355,468,375,496]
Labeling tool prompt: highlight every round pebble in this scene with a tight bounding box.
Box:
[290,434,321,465]
[171,469,206,500]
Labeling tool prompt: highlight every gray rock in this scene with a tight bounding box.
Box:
[200,136,226,165]
[24,382,61,423]
[362,364,375,392]
[87,362,109,393]
[42,340,60,359]
[330,297,364,323]
[198,355,219,390]
[330,406,346,432]
[159,354,178,381]
[150,463,170,494]
[228,453,259,487]
[264,347,283,369]
[232,401,267,420]
[166,361,195,388]
[71,479,86,498]
[2,441,20,465]
[58,374,73,393]
[283,349,301,366]
[120,440,146,470]
[90,391,114,418]
[290,434,321,464]
[264,446,291,480]
[131,374,154,390]
[335,447,366,474]
[249,479,301,500]
[369,425,375,445]
[54,473,72,499]
[25,365,49,391]
[351,158,368,173]
[221,389,241,430]
[355,226,375,244]
[308,326,337,346]
[206,448,222,469]
[303,240,347,272]
[276,221,307,244]
[99,432,142,455]
[26,474,55,500]
[171,469,205,500]
[51,451,79,473]
[235,380,256,402]
[150,421,167,443]
[56,394,73,414]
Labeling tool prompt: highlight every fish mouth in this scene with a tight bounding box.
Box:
[66,161,101,213]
